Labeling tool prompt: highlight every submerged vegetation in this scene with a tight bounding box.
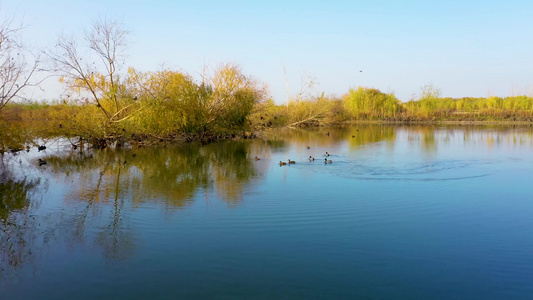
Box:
[1,19,533,152]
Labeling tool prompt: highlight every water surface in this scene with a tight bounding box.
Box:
[1,125,533,299]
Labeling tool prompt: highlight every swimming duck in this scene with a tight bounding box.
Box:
[309,156,314,161]
[307,146,310,149]
[288,159,296,164]
[279,161,287,166]
[38,158,47,166]
[254,156,260,161]
[324,158,332,164]
[325,152,330,157]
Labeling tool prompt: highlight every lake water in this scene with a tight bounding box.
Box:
[1,125,533,299]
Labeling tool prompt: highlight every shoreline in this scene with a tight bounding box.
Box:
[1,118,532,153]
[337,119,533,126]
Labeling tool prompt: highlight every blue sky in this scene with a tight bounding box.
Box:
[2,0,533,102]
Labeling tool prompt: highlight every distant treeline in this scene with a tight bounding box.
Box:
[251,85,533,128]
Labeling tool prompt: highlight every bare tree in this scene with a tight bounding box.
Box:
[48,19,137,122]
[86,19,128,114]
[0,18,42,110]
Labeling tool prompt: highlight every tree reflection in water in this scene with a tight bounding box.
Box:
[1,139,269,275]
[2,126,530,279]
[0,154,42,278]
[52,141,266,208]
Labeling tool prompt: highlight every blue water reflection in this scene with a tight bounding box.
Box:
[1,125,532,299]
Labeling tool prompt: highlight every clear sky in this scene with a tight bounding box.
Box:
[2,0,533,103]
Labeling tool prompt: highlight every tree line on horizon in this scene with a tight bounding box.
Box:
[1,19,533,151]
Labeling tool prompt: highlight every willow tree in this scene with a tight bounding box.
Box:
[206,64,266,131]
[286,93,335,127]
[126,68,208,135]
[48,19,138,123]
[344,87,400,119]
[0,19,42,110]
[126,64,264,137]
[418,84,441,118]
[281,72,334,127]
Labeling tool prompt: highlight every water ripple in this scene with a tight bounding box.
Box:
[338,174,490,181]
[312,159,493,182]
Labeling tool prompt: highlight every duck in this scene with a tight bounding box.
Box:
[307,146,310,149]
[38,158,47,166]
[38,145,46,151]
[325,152,330,157]
[254,156,261,161]
[324,158,332,164]
[279,161,287,166]
[309,156,315,161]
[288,159,296,164]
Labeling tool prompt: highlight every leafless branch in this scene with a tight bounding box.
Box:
[47,19,130,121]
[0,19,43,109]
